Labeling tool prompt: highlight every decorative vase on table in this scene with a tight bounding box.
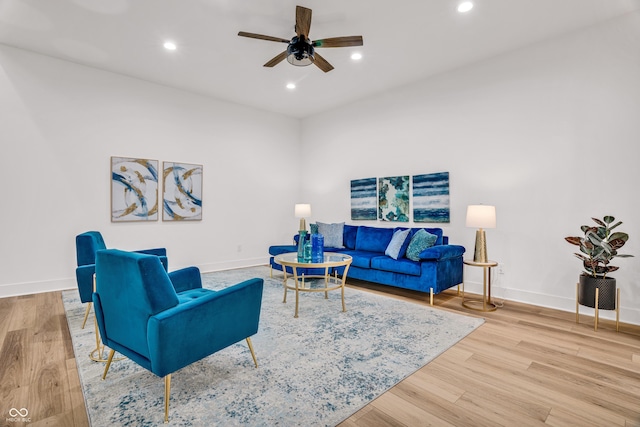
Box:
[311,233,324,263]
[303,239,312,262]
[297,231,307,262]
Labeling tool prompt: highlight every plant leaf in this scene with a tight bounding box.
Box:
[592,217,606,227]
[565,236,581,246]
[603,215,615,224]
[609,221,622,231]
[609,232,629,242]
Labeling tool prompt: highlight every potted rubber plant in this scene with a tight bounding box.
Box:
[565,215,633,309]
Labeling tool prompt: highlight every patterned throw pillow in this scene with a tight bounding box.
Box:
[405,229,438,261]
[310,223,318,235]
[316,222,345,248]
[385,228,411,260]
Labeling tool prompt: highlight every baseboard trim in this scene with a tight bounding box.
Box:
[0,257,270,299]
[5,266,637,326]
[0,278,76,298]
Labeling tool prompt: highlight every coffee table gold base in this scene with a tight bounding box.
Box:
[275,253,352,318]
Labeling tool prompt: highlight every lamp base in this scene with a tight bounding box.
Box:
[299,218,307,233]
[473,228,488,263]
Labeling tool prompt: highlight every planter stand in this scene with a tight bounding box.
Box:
[575,282,620,332]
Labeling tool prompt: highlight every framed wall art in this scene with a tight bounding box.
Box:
[378,175,409,222]
[412,172,450,223]
[162,162,203,221]
[350,178,377,220]
[111,156,159,222]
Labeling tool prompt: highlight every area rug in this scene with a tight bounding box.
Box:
[63,266,484,426]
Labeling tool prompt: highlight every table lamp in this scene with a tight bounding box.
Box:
[294,203,311,232]
[466,205,496,263]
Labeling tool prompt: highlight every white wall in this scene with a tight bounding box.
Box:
[301,12,640,324]
[2,12,639,325]
[0,45,301,297]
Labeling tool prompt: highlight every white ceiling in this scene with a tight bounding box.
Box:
[1,0,639,118]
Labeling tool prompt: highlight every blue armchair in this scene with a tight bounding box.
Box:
[75,231,168,328]
[93,249,264,422]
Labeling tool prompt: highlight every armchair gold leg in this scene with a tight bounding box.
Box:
[164,374,171,423]
[246,337,258,368]
[102,349,115,380]
[429,288,434,306]
[82,302,92,329]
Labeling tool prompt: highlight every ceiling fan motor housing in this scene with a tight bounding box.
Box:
[287,36,315,66]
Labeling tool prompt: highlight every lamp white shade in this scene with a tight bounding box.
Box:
[466,205,496,229]
[294,203,311,232]
[294,204,311,218]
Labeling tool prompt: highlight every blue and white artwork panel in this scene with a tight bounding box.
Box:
[350,178,377,220]
[162,162,203,221]
[412,172,450,223]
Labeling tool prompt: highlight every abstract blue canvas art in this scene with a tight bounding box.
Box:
[412,172,450,223]
[111,157,159,222]
[162,162,203,221]
[351,178,377,220]
[378,176,410,222]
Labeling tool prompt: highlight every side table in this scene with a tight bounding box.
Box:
[462,260,498,312]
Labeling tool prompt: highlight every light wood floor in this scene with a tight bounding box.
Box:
[1,282,639,427]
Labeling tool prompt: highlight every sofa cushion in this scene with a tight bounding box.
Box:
[317,222,345,248]
[355,226,394,253]
[343,224,358,249]
[406,229,438,261]
[341,250,379,269]
[385,228,411,260]
[371,256,421,276]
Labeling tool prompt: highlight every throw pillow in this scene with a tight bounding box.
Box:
[405,229,438,262]
[385,228,411,260]
[316,222,345,248]
[310,223,318,235]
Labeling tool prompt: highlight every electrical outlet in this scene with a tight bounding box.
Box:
[237,245,242,252]
[498,265,505,275]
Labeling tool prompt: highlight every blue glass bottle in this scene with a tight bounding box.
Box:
[311,233,324,263]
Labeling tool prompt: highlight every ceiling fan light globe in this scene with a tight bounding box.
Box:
[286,39,315,66]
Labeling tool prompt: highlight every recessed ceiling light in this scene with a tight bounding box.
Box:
[163,41,177,50]
[351,52,362,61]
[286,83,296,90]
[457,1,473,13]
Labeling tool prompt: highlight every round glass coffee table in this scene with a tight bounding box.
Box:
[274,252,352,318]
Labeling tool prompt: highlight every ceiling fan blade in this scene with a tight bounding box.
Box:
[238,31,290,44]
[295,6,312,38]
[313,52,334,73]
[313,36,363,48]
[264,51,288,68]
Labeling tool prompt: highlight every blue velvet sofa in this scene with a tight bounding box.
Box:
[269,224,465,304]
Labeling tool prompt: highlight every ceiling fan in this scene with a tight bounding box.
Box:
[238,5,363,73]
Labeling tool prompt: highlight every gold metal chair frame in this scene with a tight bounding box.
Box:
[86,275,124,363]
